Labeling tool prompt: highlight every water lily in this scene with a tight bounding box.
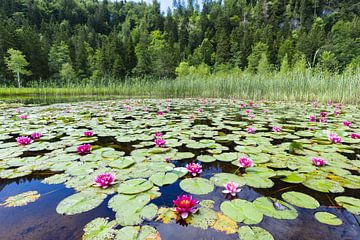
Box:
[247,127,256,134]
[77,144,92,155]
[312,157,327,167]
[245,109,252,114]
[328,133,342,144]
[222,181,241,196]
[84,131,94,137]
[201,98,207,104]
[16,136,33,145]
[239,157,254,168]
[309,115,316,122]
[343,121,352,127]
[272,126,282,132]
[19,115,28,119]
[198,108,203,113]
[94,173,115,189]
[173,194,199,219]
[164,157,172,163]
[155,132,163,138]
[247,113,255,119]
[264,109,269,113]
[334,109,341,116]
[351,133,360,139]
[157,111,164,116]
[31,132,42,140]
[186,162,202,176]
[320,112,327,117]
[320,117,328,123]
[155,138,166,147]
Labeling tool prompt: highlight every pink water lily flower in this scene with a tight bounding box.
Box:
[309,115,316,122]
[328,133,342,144]
[84,131,94,137]
[334,109,341,116]
[320,112,327,117]
[155,132,163,138]
[173,194,199,219]
[157,111,164,116]
[198,108,203,113]
[247,127,256,134]
[77,144,92,155]
[239,103,245,108]
[272,126,282,132]
[239,157,254,168]
[351,133,360,139]
[312,157,327,167]
[16,136,33,145]
[31,132,42,140]
[245,109,252,114]
[155,138,166,147]
[247,113,255,119]
[264,109,269,113]
[201,98,207,104]
[94,173,116,189]
[223,181,241,196]
[186,163,202,176]
[19,115,28,119]
[343,121,352,127]
[320,117,328,123]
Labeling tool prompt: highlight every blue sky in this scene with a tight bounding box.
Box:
[131,0,173,12]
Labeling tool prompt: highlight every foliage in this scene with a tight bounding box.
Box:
[4,48,31,87]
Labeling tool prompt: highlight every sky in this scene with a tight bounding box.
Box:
[131,0,173,12]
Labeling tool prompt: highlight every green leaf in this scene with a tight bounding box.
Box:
[179,178,214,195]
[0,191,40,207]
[149,172,178,187]
[253,197,298,220]
[281,191,320,209]
[335,196,360,215]
[210,173,245,187]
[197,155,216,163]
[118,179,153,194]
[109,157,135,169]
[115,225,159,240]
[238,226,274,240]
[82,218,118,240]
[220,199,263,224]
[303,178,344,193]
[215,152,238,162]
[56,191,107,215]
[314,212,343,226]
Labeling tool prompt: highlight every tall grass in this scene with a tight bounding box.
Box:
[0,71,359,103]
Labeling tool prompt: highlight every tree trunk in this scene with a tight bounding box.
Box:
[17,72,21,88]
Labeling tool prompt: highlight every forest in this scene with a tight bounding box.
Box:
[0,0,359,87]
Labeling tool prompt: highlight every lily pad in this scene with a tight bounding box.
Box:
[0,191,40,207]
[149,172,178,187]
[83,218,118,240]
[281,191,320,209]
[179,178,214,195]
[253,197,298,220]
[238,226,274,240]
[314,212,343,226]
[335,196,360,215]
[220,199,263,224]
[118,179,154,195]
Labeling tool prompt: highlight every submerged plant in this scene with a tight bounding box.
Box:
[186,163,202,176]
[16,136,33,145]
[94,173,116,189]
[77,144,92,155]
[173,194,199,219]
[239,157,254,168]
[31,132,42,140]
[312,157,327,167]
[222,181,241,196]
[328,133,342,144]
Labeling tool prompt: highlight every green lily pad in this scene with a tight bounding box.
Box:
[220,199,263,224]
[179,178,214,195]
[314,212,343,226]
[56,191,107,215]
[281,191,320,209]
[335,196,360,215]
[253,197,298,220]
[115,225,159,240]
[118,179,153,195]
[149,172,178,186]
[0,191,40,207]
[197,155,216,163]
[83,218,118,240]
[238,226,274,240]
[210,173,245,187]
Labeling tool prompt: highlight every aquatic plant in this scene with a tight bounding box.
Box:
[247,127,256,134]
[173,194,199,219]
[31,132,42,140]
[84,131,94,137]
[77,144,92,155]
[19,115,28,119]
[328,133,342,144]
[343,121,352,127]
[312,157,327,167]
[16,136,33,145]
[186,163,203,176]
[351,133,360,139]
[239,157,254,168]
[94,173,116,189]
[154,138,166,147]
[309,115,316,122]
[222,181,241,196]
[272,126,282,132]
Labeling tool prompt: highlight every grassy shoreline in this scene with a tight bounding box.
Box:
[1,72,359,103]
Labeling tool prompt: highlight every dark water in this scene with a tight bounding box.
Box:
[0,98,359,240]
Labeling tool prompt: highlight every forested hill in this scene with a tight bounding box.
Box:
[0,0,359,84]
